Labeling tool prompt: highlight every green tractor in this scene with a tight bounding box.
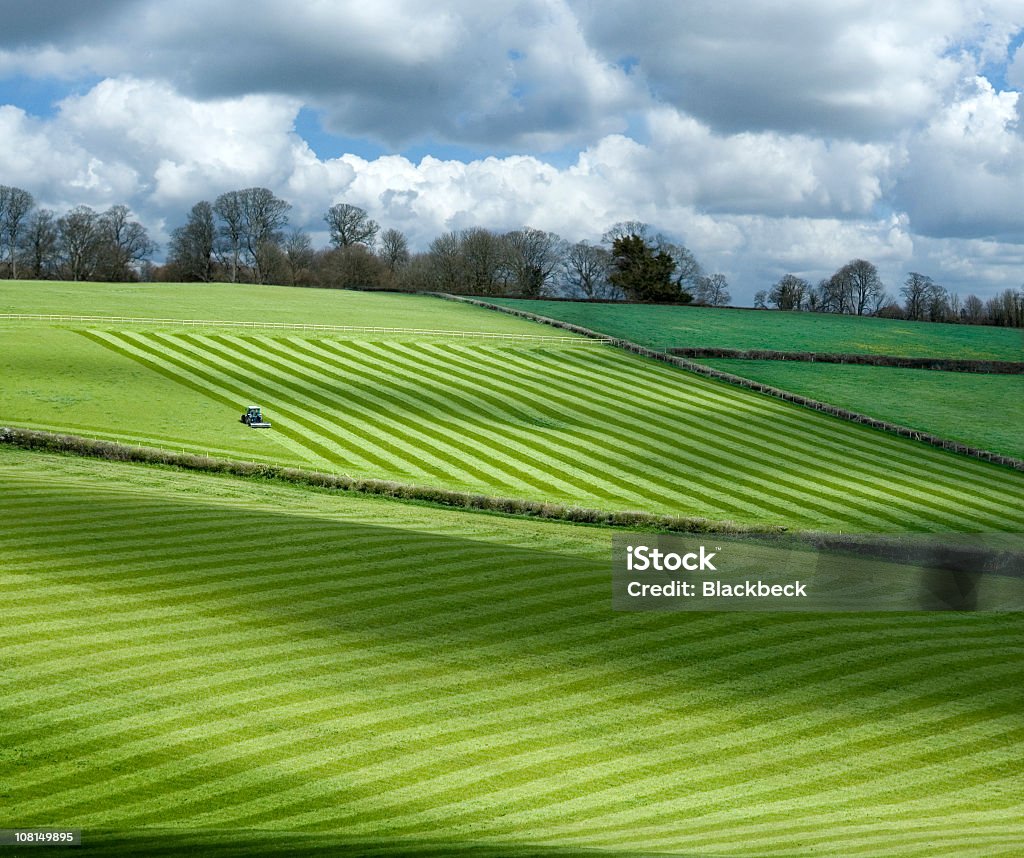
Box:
[240,405,272,429]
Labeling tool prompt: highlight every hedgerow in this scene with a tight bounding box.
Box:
[0,426,780,535]
[668,347,1023,374]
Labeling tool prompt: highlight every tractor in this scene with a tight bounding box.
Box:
[240,405,271,429]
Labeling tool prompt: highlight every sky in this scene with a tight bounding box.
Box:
[1,0,1023,303]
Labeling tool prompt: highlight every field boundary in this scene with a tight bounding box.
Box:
[0,427,782,535]
[436,294,1024,472]
[668,347,1024,374]
[0,312,609,344]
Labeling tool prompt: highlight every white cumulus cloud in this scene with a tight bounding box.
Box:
[0,3,1021,300]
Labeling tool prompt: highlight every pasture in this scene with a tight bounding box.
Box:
[487,299,1024,360]
[700,359,1024,460]
[2,447,1022,857]
[2,321,1022,530]
[0,280,566,335]
[3,281,1023,856]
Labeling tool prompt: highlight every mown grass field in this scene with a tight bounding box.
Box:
[3,323,1022,530]
[700,359,1024,460]
[488,299,1024,360]
[3,447,1023,857]
[0,280,569,335]
[3,282,1024,857]
[484,298,1023,457]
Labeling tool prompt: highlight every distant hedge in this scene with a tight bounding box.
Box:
[668,347,1024,374]
[437,294,1024,472]
[0,427,782,535]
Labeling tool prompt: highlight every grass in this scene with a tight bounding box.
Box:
[0,327,294,463]
[699,359,1024,460]
[4,283,1024,856]
[0,280,571,337]
[2,282,1022,532]
[487,299,1024,360]
[2,447,1023,857]
[48,327,1024,531]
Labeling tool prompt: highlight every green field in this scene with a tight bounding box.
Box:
[3,448,1023,857]
[700,359,1024,460]
[488,299,1024,360]
[483,298,1023,457]
[0,281,571,336]
[3,282,1024,856]
[2,324,1022,531]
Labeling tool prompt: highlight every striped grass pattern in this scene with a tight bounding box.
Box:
[1,313,601,343]
[81,330,1024,532]
[2,467,1022,856]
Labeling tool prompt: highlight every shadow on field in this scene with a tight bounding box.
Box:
[6,479,1019,696]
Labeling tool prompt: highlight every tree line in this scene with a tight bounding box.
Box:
[0,186,156,282]
[164,194,732,305]
[2,183,1020,326]
[0,183,728,305]
[753,262,1023,328]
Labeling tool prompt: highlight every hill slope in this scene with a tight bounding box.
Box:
[2,448,1022,857]
[72,329,1024,531]
[486,299,1024,360]
[700,359,1024,459]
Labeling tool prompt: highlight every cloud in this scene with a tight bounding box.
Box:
[0,1,134,48]
[1010,41,1024,88]
[1,1,1021,151]
[0,104,139,207]
[894,76,1024,240]
[0,4,1021,302]
[644,108,893,217]
[576,0,1021,140]
[0,0,641,151]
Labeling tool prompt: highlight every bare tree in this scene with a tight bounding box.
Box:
[96,204,157,281]
[602,220,650,245]
[241,188,290,284]
[325,203,379,248]
[379,228,410,272]
[947,291,962,320]
[562,240,615,299]
[213,191,245,282]
[925,282,951,322]
[214,188,290,283]
[396,252,435,292]
[282,229,314,286]
[655,236,703,298]
[769,274,810,310]
[427,231,464,292]
[18,208,58,279]
[460,227,508,295]
[168,201,216,282]
[872,289,895,316]
[57,206,101,281]
[503,227,564,297]
[316,244,389,289]
[819,272,850,313]
[838,259,883,316]
[875,300,904,319]
[0,185,34,278]
[986,288,1024,327]
[901,272,934,321]
[693,273,731,306]
[963,294,985,324]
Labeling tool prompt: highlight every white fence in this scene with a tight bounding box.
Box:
[0,313,610,345]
